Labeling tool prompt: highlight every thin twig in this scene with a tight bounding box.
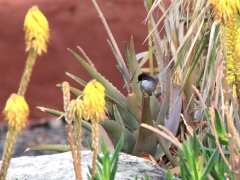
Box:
[91,0,130,83]
[141,123,182,149]
[77,46,96,70]
[192,85,207,108]
[106,40,120,65]
[158,125,179,142]
[156,133,178,167]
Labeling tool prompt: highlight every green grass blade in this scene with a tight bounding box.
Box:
[201,148,218,179]
[113,104,124,126]
[25,144,70,152]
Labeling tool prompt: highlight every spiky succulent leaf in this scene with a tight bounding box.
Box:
[129,36,143,100]
[68,48,127,108]
[156,63,171,126]
[36,107,92,132]
[56,83,83,97]
[164,85,181,134]
[132,95,157,156]
[113,104,124,126]
[66,72,87,87]
[99,120,136,154]
[126,92,142,123]
[115,103,139,132]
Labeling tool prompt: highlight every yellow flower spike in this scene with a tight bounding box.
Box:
[69,97,84,178]
[62,82,82,179]
[70,97,84,120]
[3,93,29,133]
[24,5,50,55]
[210,0,236,23]
[83,80,105,179]
[0,92,29,180]
[83,80,106,121]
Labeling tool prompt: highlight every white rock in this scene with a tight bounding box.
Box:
[2,151,166,180]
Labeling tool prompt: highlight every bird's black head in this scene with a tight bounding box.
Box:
[137,73,148,83]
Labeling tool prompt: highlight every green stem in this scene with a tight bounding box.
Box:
[17,49,37,96]
[0,128,18,180]
[148,17,154,77]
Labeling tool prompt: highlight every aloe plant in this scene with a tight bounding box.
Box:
[26,0,240,178]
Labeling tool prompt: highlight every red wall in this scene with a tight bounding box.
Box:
[0,0,160,125]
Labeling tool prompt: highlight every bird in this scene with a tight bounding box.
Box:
[137,73,157,96]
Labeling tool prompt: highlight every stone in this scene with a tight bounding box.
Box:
[2,151,166,180]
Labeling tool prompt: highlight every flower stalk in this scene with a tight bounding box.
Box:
[17,49,37,96]
[62,82,82,180]
[70,97,85,177]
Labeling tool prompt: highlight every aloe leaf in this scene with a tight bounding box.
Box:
[37,107,92,132]
[156,64,171,126]
[116,65,130,93]
[67,71,138,131]
[68,49,127,107]
[113,104,124,126]
[56,83,83,97]
[105,99,114,118]
[164,85,182,134]
[124,41,131,71]
[66,72,87,87]
[129,36,143,100]
[150,97,161,121]
[132,95,157,156]
[66,51,139,130]
[115,103,139,132]
[25,144,70,152]
[99,119,136,154]
[126,92,142,123]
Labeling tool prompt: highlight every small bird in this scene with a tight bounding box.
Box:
[137,73,157,96]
